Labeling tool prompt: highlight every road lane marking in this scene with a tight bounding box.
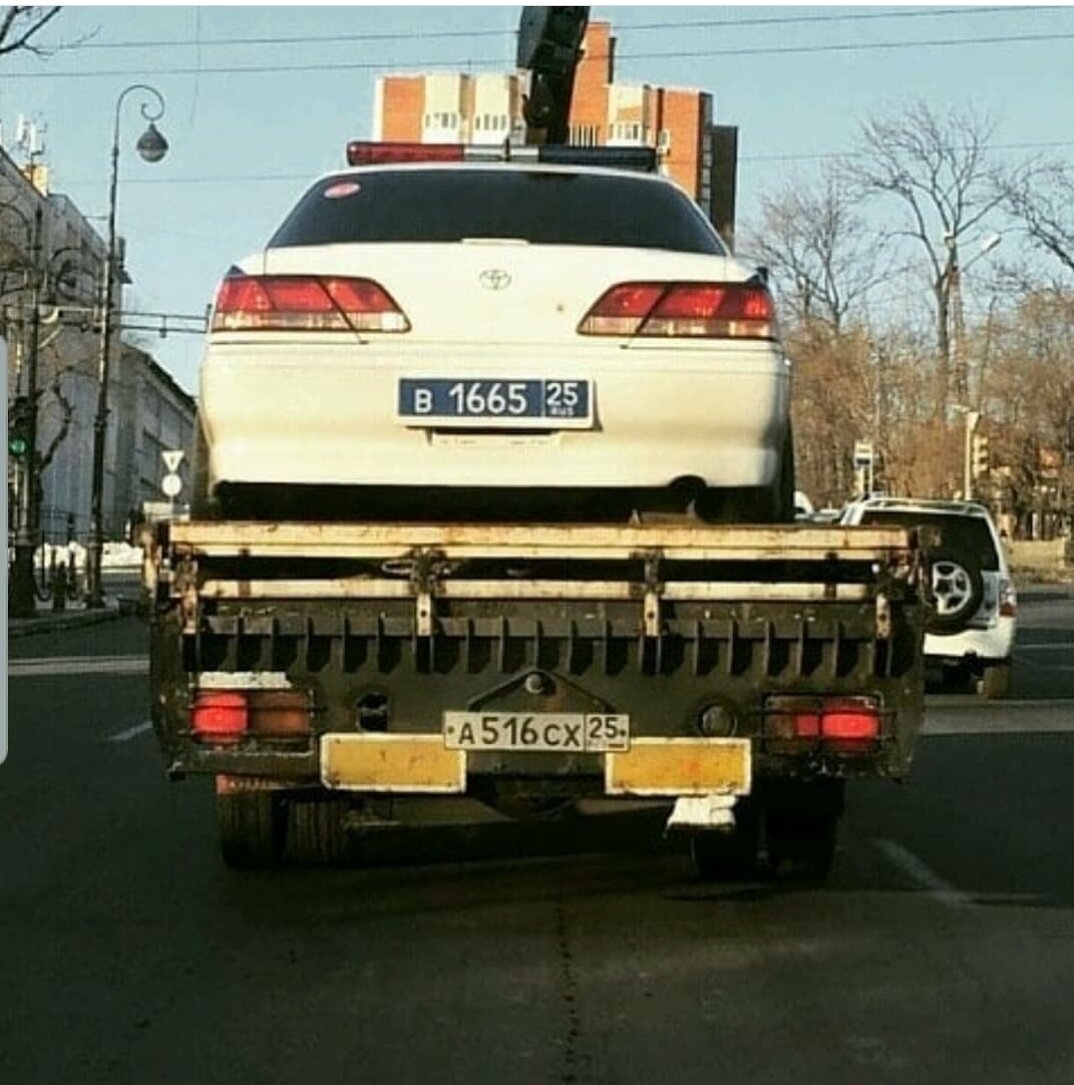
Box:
[107,721,154,743]
[923,703,1074,734]
[8,654,148,678]
[1016,642,1074,651]
[874,839,971,908]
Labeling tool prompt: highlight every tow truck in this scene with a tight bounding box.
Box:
[142,8,937,875]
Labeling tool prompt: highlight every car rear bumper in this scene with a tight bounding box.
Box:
[924,616,1015,664]
[200,340,789,489]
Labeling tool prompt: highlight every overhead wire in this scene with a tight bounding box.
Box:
[7,27,1074,79]
[56,6,1057,52]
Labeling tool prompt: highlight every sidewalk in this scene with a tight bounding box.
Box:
[7,595,135,639]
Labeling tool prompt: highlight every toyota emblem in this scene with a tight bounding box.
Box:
[479,269,512,291]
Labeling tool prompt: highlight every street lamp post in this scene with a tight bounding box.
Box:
[86,84,168,608]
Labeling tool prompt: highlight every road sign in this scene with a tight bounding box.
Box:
[161,449,185,473]
[161,472,182,498]
[852,441,874,468]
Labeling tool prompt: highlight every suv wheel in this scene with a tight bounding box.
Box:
[978,660,1012,700]
[924,548,984,634]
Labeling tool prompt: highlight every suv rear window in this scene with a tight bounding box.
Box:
[269,168,725,254]
[860,511,1000,571]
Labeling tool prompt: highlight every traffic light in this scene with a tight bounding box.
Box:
[516,6,590,144]
[8,396,31,460]
[516,7,589,72]
[971,433,990,479]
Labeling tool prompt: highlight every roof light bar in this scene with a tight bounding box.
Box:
[345,140,658,173]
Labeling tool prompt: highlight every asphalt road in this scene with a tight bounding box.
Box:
[4,584,1074,1085]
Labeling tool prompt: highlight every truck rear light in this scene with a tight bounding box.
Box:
[764,696,881,746]
[998,578,1017,618]
[821,705,880,740]
[211,274,410,333]
[247,691,311,737]
[191,692,248,744]
[578,281,777,339]
[765,710,821,740]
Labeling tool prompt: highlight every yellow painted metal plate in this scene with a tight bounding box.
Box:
[321,734,466,793]
[605,738,751,797]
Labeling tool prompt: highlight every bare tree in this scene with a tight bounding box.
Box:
[1004,160,1074,280]
[750,169,882,333]
[843,102,1004,415]
[0,6,61,57]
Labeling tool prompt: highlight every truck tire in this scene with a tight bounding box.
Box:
[689,798,761,880]
[763,779,844,881]
[923,548,984,634]
[978,660,1012,700]
[216,791,287,869]
[286,797,351,867]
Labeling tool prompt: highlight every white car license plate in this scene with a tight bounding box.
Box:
[398,378,592,427]
[443,712,629,752]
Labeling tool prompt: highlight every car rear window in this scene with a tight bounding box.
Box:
[860,511,1000,571]
[268,168,725,254]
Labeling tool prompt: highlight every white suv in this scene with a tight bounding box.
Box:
[841,497,1017,698]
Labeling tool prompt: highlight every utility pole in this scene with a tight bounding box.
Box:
[8,201,44,619]
[962,409,980,501]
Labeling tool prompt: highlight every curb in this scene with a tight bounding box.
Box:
[8,604,128,639]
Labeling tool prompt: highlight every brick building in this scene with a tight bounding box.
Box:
[373,20,738,245]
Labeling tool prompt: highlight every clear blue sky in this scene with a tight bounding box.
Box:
[3,3,1073,394]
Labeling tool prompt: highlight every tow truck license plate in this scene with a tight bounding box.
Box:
[443,712,629,752]
[398,379,591,426]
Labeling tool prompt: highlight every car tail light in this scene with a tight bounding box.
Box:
[578,281,777,339]
[764,696,881,749]
[998,578,1017,618]
[191,692,248,744]
[211,274,410,333]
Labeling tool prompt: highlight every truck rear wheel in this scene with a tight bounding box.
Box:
[216,791,287,869]
[764,780,844,881]
[689,798,761,880]
[286,797,352,867]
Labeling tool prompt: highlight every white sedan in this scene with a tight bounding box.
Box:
[197,146,792,522]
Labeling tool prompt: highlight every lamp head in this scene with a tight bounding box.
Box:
[136,122,168,164]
